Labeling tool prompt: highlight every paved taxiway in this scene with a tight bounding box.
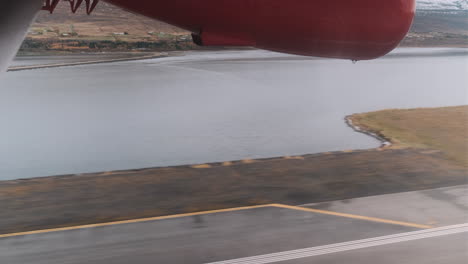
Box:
[285,232,467,264]
[1,185,466,264]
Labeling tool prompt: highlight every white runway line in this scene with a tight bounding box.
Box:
[206,223,468,264]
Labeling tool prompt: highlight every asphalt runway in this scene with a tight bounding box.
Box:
[1,185,466,264]
[238,230,468,264]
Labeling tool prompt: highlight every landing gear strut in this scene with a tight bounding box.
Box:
[42,0,99,14]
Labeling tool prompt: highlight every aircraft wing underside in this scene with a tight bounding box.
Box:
[0,0,416,73]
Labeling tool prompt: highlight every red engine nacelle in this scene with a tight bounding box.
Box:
[103,0,415,60]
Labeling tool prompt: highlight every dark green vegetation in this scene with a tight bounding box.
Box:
[19,38,197,52]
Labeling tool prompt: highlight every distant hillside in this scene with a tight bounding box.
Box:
[411,11,468,33]
[20,2,198,52]
[402,10,468,47]
[417,0,468,10]
[32,2,187,38]
[21,1,468,52]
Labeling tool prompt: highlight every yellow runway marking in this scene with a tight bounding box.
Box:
[191,164,212,169]
[0,205,273,238]
[0,203,431,238]
[420,150,441,154]
[283,156,305,160]
[271,204,433,229]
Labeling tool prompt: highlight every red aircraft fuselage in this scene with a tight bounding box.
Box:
[104,0,416,60]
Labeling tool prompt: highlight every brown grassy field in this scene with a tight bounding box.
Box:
[31,2,187,41]
[350,106,468,167]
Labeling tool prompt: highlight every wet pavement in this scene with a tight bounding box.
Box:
[1,185,466,264]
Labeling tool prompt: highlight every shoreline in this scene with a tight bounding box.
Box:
[0,106,465,234]
[1,106,461,183]
[4,51,466,182]
[2,111,394,182]
[7,52,167,72]
[345,116,392,149]
[9,46,467,73]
